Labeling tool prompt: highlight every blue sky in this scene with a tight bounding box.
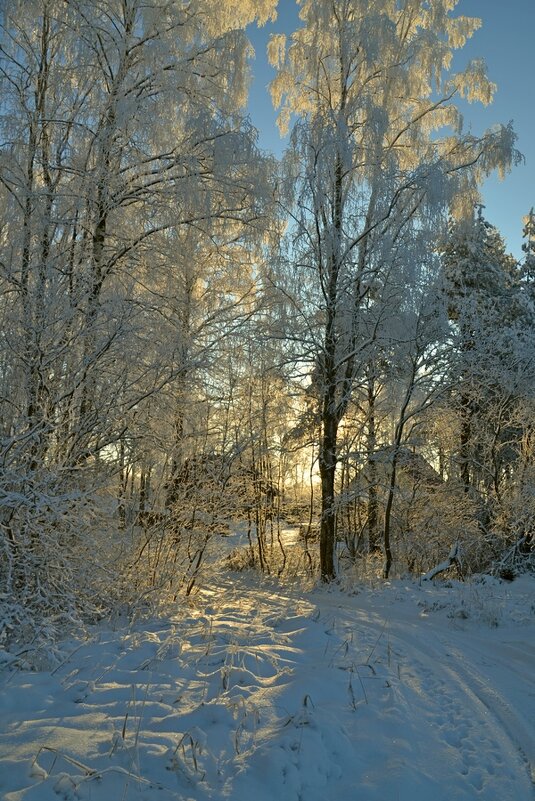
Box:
[247,1,534,259]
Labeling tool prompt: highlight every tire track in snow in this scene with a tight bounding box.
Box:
[342,604,535,798]
[441,641,535,786]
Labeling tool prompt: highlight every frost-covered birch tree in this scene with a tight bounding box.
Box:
[269,0,520,580]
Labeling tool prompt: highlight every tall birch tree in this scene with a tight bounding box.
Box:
[269,0,520,580]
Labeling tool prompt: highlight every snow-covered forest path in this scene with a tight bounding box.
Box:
[1,575,534,801]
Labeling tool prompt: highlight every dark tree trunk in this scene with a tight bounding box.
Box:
[383,361,417,578]
[319,411,337,581]
[460,396,472,494]
[366,370,380,553]
[382,454,397,579]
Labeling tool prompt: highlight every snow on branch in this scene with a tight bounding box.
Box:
[422,542,463,581]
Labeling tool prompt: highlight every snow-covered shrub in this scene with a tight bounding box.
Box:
[393,481,485,576]
[0,466,128,665]
[489,470,535,578]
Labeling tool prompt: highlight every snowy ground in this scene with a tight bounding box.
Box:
[1,570,534,801]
